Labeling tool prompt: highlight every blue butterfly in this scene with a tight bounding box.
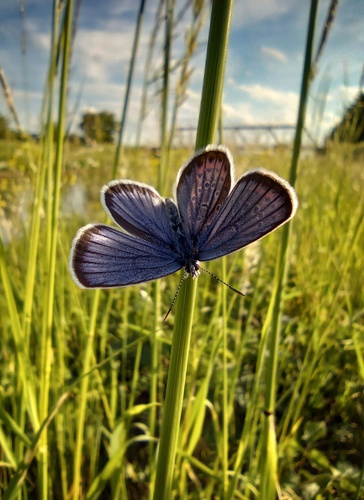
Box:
[69,145,298,291]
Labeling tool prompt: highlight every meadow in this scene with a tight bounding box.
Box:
[1,0,364,498]
[1,138,363,499]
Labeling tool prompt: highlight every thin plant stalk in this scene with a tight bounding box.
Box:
[153,1,234,498]
[221,256,229,496]
[22,0,59,382]
[72,291,101,500]
[158,0,174,196]
[112,0,146,179]
[0,238,39,430]
[258,1,319,498]
[0,67,25,137]
[149,1,175,491]
[135,0,164,147]
[219,118,229,496]
[148,277,161,489]
[38,0,74,495]
[2,0,60,494]
[167,3,205,152]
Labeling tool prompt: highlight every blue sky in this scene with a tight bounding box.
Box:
[0,0,363,146]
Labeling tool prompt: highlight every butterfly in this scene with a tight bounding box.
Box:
[69,145,298,294]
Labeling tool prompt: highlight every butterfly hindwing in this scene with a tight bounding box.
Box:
[69,224,182,288]
[197,169,298,261]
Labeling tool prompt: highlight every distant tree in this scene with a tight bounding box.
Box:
[68,133,84,146]
[328,92,364,144]
[50,122,83,145]
[0,114,10,139]
[80,111,116,143]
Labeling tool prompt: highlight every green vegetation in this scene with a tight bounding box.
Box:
[1,139,363,499]
[0,114,9,139]
[328,92,364,144]
[1,0,363,498]
[80,111,117,144]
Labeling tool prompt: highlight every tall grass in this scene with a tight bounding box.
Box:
[0,0,363,499]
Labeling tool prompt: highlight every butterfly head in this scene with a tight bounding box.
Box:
[185,259,200,279]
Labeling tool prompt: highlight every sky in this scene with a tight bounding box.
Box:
[0,0,363,147]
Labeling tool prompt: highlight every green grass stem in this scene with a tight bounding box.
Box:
[28,0,73,494]
[153,276,197,499]
[112,0,146,179]
[135,0,164,147]
[72,291,101,499]
[148,2,175,494]
[153,1,234,498]
[0,239,39,429]
[221,256,229,496]
[258,1,319,498]
[37,0,73,495]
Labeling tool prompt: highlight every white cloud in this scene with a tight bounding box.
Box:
[239,84,298,110]
[261,46,287,62]
[222,101,256,124]
[338,85,361,106]
[74,29,134,82]
[75,82,125,101]
[232,0,291,26]
[32,31,51,51]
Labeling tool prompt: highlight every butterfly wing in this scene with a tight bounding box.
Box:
[101,180,180,248]
[69,224,183,288]
[197,169,298,261]
[176,146,233,248]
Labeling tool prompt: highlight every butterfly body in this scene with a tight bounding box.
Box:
[69,145,297,290]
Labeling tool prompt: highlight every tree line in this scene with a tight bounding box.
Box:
[1,92,364,145]
[0,111,117,143]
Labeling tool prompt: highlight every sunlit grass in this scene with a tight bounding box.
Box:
[1,138,363,498]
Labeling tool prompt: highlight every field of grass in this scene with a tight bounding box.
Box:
[1,138,363,499]
[1,0,364,498]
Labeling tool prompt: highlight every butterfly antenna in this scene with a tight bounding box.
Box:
[199,266,245,296]
[164,270,189,321]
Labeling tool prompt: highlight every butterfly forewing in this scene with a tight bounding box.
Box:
[70,224,182,288]
[102,181,180,247]
[197,169,298,261]
[176,146,232,245]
